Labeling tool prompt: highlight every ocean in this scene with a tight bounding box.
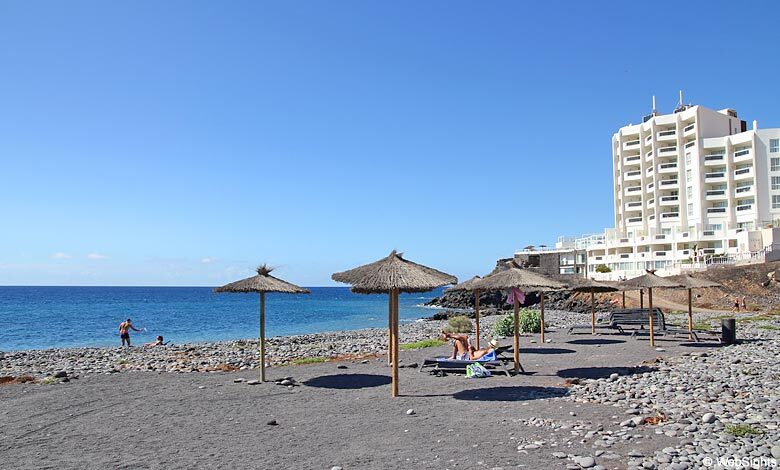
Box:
[0,286,445,351]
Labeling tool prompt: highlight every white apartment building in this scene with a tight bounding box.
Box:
[577,99,780,280]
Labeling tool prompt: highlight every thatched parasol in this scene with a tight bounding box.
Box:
[476,261,566,372]
[561,277,618,335]
[215,265,310,382]
[332,251,456,397]
[669,274,722,339]
[618,271,683,346]
[448,276,483,348]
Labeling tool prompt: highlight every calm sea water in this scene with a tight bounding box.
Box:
[0,286,445,351]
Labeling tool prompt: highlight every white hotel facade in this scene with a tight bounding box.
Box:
[556,100,780,280]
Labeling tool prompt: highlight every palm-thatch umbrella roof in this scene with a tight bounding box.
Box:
[668,274,722,289]
[215,265,311,294]
[619,271,684,289]
[555,276,618,293]
[332,251,457,397]
[477,261,566,292]
[214,265,310,382]
[448,275,482,292]
[332,250,457,294]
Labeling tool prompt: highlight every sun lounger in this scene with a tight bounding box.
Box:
[418,357,512,376]
[567,320,625,335]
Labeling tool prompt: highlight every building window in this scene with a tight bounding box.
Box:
[773,195,780,209]
[773,176,780,190]
[687,187,693,199]
[772,158,780,171]
[686,169,692,182]
[685,153,691,166]
[771,138,779,153]
[687,203,693,216]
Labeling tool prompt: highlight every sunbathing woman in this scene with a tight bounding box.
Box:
[440,331,498,360]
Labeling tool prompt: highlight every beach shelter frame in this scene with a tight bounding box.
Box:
[618,270,683,347]
[475,262,566,373]
[214,265,310,382]
[562,278,619,335]
[669,275,722,339]
[332,251,456,397]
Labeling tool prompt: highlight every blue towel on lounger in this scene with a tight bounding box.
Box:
[478,351,496,362]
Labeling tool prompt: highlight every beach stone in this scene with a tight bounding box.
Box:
[337,365,348,369]
[701,413,716,424]
[54,371,68,378]
[280,379,292,386]
[233,378,245,383]
[578,456,595,468]
[331,467,343,470]
[771,446,780,459]
[247,380,260,385]
[406,409,415,416]
[552,452,567,459]
[266,420,277,426]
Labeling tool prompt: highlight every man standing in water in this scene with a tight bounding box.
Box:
[119,318,141,347]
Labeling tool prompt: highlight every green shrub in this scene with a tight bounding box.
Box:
[400,339,445,350]
[725,424,763,437]
[595,264,612,273]
[492,309,543,336]
[443,315,472,333]
[291,357,327,365]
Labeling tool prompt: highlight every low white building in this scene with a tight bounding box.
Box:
[574,97,780,280]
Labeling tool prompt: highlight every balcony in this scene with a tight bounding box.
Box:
[661,212,680,219]
[733,148,752,162]
[704,154,725,166]
[658,179,679,189]
[701,230,717,237]
[623,155,641,166]
[655,251,667,257]
[735,185,754,197]
[645,183,655,193]
[707,207,727,215]
[684,140,696,149]
[659,195,679,206]
[625,186,642,195]
[625,170,642,181]
[645,135,653,144]
[625,201,643,211]
[619,253,632,259]
[683,123,696,135]
[736,203,754,212]
[654,234,666,240]
[623,139,641,150]
[705,189,727,201]
[705,171,727,182]
[657,130,677,141]
[627,217,643,224]
[645,151,654,161]
[734,167,753,180]
[658,146,678,155]
[658,162,678,174]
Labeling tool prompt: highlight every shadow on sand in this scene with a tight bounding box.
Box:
[556,365,655,380]
[566,338,626,346]
[452,386,569,402]
[518,347,576,355]
[302,374,391,390]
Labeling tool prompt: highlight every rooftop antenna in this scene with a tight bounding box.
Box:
[652,95,657,114]
[674,90,687,113]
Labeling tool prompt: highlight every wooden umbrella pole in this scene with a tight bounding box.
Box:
[391,288,400,398]
[388,290,394,366]
[474,289,481,350]
[540,293,545,343]
[259,292,266,382]
[648,288,655,347]
[591,289,596,335]
[687,288,693,340]
[513,301,520,373]
[622,291,626,308]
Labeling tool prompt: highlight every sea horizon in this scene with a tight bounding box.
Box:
[0,286,446,352]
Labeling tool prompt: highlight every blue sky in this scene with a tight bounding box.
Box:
[1,1,779,286]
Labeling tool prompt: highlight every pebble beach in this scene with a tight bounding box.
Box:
[2,309,779,469]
